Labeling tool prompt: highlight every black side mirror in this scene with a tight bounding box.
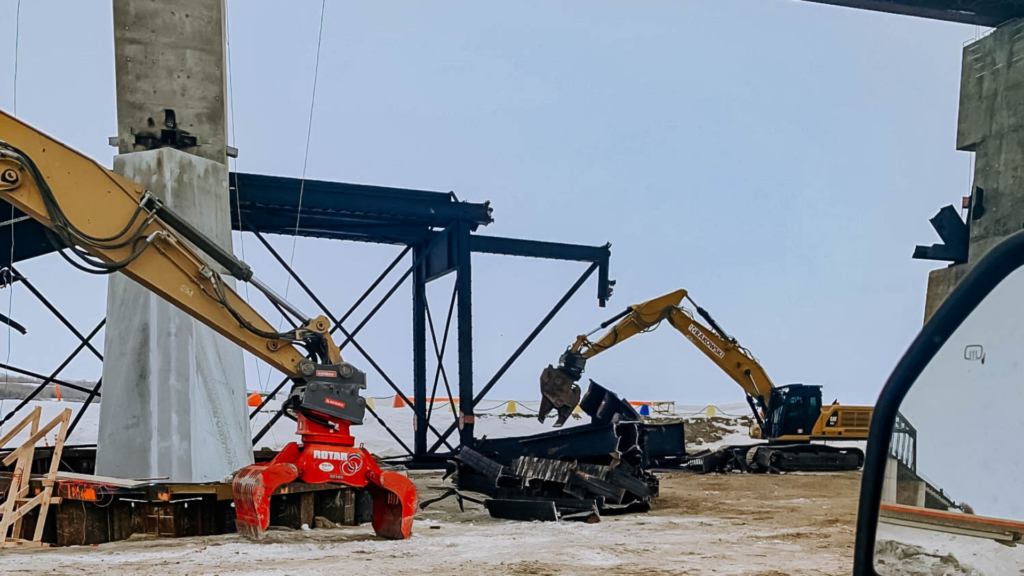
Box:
[854,230,1024,574]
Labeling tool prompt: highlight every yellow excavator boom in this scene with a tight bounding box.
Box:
[0,110,335,377]
[0,110,418,540]
[573,289,774,402]
[538,287,872,444]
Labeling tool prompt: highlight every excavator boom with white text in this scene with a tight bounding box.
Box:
[538,288,873,472]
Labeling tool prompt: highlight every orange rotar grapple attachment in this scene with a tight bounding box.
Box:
[232,365,417,540]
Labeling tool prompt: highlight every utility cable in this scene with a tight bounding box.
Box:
[12,0,20,115]
[224,0,267,394]
[2,0,22,437]
[281,0,326,308]
[263,0,326,390]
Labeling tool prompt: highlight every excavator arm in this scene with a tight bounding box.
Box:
[539,288,775,428]
[0,110,415,540]
[0,111,326,375]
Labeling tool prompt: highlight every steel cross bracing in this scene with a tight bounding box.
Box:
[0,267,105,438]
[0,173,612,465]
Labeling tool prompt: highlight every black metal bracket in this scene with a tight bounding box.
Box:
[913,205,969,264]
[132,109,198,151]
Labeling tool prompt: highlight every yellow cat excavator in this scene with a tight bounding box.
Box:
[0,111,416,539]
[538,288,873,471]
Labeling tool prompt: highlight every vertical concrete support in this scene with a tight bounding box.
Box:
[96,149,251,482]
[923,265,972,323]
[112,1,228,163]
[957,22,1024,262]
[897,480,927,508]
[923,22,1024,319]
[98,1,248,482]
[882,458,898,504]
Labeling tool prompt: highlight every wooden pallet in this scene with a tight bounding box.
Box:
[0,406,70,547]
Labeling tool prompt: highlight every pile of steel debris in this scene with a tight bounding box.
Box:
[425,380,864,523]
[443,381,685,522]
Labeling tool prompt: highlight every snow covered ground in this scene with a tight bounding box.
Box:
[1,469,865,576]
[875,523,1024,576]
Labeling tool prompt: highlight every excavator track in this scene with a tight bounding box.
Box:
[684,443,864,474]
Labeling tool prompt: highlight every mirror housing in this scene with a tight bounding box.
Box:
[854,229,1024,574]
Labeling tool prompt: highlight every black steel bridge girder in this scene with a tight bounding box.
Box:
[797,0,1024,27]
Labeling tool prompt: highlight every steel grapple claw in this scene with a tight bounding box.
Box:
[231,415,417,540]
[232,462,299,539]
[368,470,418,540]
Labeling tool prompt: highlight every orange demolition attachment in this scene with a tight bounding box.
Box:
[233,374,417,540]
[0,113,415,540]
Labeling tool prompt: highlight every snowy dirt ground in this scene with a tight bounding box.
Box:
[2,470,863,576]
[874,523,1024,576]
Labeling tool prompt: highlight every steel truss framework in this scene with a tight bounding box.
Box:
[0,173,612,464]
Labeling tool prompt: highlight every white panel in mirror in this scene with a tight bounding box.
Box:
[876,266,1024,575]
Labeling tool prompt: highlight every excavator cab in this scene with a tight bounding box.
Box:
[762,384,823,440]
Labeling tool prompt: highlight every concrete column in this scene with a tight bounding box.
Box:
[923,22,1024,320]
[957,22,1024,263]
[923,265,972,323]
[97,0,249,482]
[112,0,228,163]
[882,458,898,504]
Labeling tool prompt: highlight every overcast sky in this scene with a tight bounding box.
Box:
[0,1,982,416]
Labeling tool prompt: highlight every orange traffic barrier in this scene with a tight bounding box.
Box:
[393,395,407,408]
[247,392,262,407]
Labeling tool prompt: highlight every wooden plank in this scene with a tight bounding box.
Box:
[880,515,1019,542]
[880,503,1024,543]
[55,471,149,489]
[16,497,61,505]
[1,455,29,541]
[0,406,40,449]
[2,411,70,466]
[880,503,1024,532]
[6,492,52,525]
[1,408,70,547]
[33,409,69,542]
[0,539,48,548]
[0,414,37,543]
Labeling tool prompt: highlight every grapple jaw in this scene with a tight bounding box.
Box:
[368,470,417,540]
[231,439,417,541]
[538,365,581,427]
[231,462,300,539]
